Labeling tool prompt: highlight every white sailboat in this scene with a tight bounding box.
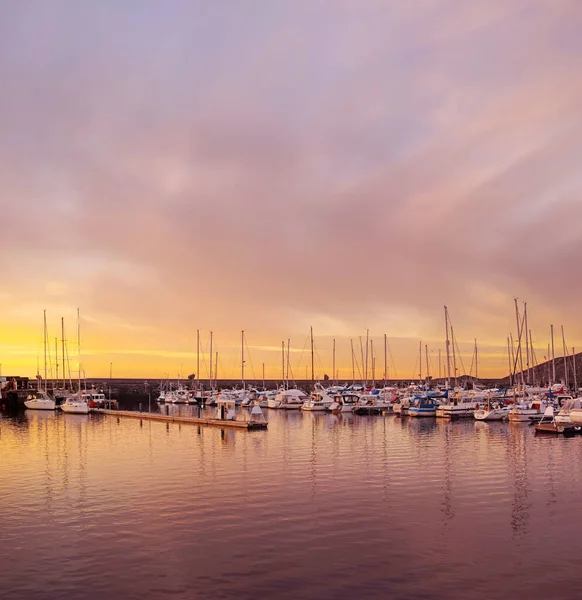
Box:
[61,309,90,414]
[25,310,56,411]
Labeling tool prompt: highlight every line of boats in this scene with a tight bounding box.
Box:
[157,380,582,427]
[24,387,116,414]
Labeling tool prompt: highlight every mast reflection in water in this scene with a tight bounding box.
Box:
[1,410,582,599]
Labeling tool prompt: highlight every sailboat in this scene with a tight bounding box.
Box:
[25,311,56,410]
[61,309,90,414]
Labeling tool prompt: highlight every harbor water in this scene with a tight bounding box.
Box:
[1,408,581,599]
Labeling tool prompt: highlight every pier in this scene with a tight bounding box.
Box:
[92,409,268,430]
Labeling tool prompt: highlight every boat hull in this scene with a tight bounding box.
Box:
[24,399,56,410]
[474,408,509,421]
[408,408,436,417]
[61,403,90,414]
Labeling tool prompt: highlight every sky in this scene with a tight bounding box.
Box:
[1,0,582,381]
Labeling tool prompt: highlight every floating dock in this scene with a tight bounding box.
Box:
[92,409,268,430]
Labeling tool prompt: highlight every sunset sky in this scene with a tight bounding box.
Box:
[1,1,582,381]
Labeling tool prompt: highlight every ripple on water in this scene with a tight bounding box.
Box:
[2,410,582,599]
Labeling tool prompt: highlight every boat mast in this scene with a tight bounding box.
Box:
[572,347,577,394]
[262,362,265,390]
[214,351,218,389]
[43,309,47,393]
[444,306,451,389]
[55,337,59,390]
[529,330,536,385]
[514,299,525,388]
[524,303,530,385]
[77,308,81,394]
[425,344,430,382]
[561,325,569,390]
[281,341,285,388]
[419,341,423,383]
[61,318,65,389]
[438,349,442,383]
[196,329,200,391]
[286,339,290,389]
[550,325,556,383]
[507,336,513,387]
[209,331,213,390]
[370,340,375,387]
[384,334,387,388]
[332,338,336,387]
[451,328,457,387]
[351,339,355,385]
[365,329,369,388]
[359,336,364,386]
[475,339,478,382]
[241,330,245,391]
[310,326,314,391]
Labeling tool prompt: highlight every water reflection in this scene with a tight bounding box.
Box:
[1,410,581,600]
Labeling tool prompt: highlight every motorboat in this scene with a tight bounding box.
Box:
[508,396,546,422]
[60,394,90,414]
[278,389,308,410]
[329,393,359,414]
[555,397,581,424]
[408,396,438,417]
[301,386,334,411]
[474,402,510,421]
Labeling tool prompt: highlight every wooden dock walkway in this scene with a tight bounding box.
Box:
[92,409,268,430]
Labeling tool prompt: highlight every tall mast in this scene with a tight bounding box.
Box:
[523,302,531,385]
[77,308,81,393]
[572,347,577,394]
[444,306,451,389]
[262,362,265,390]
[529,330,536,385]
[561,325,568,389]
[364,329,369,388]
[451,327,457,387]
[286,339,290,389]
[359,337,364,385]
[370,340,375,387]
[209,331,213,389]
[425,344,429,382]
[55,337,59,389]
[241,330,245,390]
[507,336,513,387]
[550,325,556,383]
[61,317,65,389]
[475,339,478,381]
[351,339,355,385]
[419,341,423,382]
[43,309,47,392]
[215,351,218,388]
[196,329,200,391]
[514,299,525,388]
[384,334,387,388]
[281,341,285,388]
[332,338,336,387]
[310,326,315,390]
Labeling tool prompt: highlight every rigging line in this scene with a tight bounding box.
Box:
[293,333,311,379]
[411,350,419,382]
[452,331,468,377]
[387,342,398,380]
[244,337,257,381]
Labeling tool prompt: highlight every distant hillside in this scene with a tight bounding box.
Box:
[497,351,582,387]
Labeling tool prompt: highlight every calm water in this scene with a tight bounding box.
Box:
[1,408,582,599]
